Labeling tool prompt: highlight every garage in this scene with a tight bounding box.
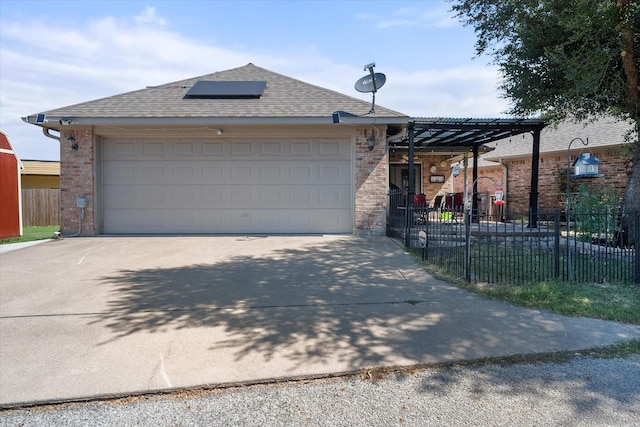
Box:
[102,137,352,234]
[24,63,409,236]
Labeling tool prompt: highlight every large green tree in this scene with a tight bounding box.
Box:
[451,0,639,243]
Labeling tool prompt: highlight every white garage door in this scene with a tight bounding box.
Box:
[102,138,352,234]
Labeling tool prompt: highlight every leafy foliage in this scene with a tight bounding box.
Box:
[450,0,639,123]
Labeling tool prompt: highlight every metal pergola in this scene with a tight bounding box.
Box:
[389,117,547,226]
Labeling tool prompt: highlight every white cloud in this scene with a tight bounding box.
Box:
[374,65,510,118]
[135,6,167,26]
[0,6,504,161]
[357,5,459,30]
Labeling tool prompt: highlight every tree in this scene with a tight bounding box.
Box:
[451,0,639,244]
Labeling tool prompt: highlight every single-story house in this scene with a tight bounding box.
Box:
[21,160,60,189]
[22,63,409,236]
[0,131,23,239]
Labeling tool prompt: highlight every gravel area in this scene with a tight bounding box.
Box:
[2,355,639,427]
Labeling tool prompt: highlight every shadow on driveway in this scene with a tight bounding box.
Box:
[2,235,640,406]
[93,237,451,368]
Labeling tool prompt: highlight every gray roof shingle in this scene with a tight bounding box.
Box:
[39,63,408,122]
[483,117,635,161]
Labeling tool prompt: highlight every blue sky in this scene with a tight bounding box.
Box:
[0,0,507,161]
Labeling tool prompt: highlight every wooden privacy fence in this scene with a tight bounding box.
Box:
[21,189,60,226]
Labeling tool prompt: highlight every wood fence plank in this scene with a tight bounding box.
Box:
[21,189,60,226]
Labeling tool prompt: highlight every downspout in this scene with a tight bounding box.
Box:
[69,206,84,237]
[41,127,61,142]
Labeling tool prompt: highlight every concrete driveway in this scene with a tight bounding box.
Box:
[1,235,639,407]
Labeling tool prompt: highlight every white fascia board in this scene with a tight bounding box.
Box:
[23,115,409,128]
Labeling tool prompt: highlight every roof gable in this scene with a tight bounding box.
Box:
[32,64,407,124]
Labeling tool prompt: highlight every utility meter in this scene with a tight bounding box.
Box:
[76,196,88,208]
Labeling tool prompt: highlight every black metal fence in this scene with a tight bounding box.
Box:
[388,190,639,285]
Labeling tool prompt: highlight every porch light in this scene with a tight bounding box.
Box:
[367,134,375,151]
[67,135,78,151]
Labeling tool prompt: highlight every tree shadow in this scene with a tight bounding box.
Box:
[90,236,640,378]
[92,238,451,369]
[415,356,640,418]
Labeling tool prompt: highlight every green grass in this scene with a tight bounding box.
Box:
[462,280,640,324]
[414,237,640,324]
[0,225,59,244]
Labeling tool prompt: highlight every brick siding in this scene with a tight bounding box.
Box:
[354,127,388,235]
[505,147,630,214]
[60,129,97,235]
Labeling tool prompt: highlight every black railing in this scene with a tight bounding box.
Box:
[388,189,639,285]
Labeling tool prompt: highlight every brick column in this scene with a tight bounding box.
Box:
[60,129,97,236]
[354,127,388,236]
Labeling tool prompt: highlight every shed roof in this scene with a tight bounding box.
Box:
[20,160,60,176]
[23,63,408,128]
[0,131,23,168]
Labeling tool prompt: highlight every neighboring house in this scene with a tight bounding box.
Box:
[20,160,60,227]
[21,160,60,189]
[451,117,635,215]
[22,63,409,236]
[0,131,23,239]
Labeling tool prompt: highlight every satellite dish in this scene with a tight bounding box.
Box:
[354,73,386,93]
[355,62,386,115]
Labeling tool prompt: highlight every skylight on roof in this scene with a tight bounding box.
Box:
[184,81,267,99]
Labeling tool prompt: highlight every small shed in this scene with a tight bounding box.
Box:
[0,131,23,239]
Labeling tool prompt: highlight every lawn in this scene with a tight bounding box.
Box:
[1,225,59,244]
[461,280,640,325]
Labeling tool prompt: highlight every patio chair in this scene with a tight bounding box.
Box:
[429,195,444,213]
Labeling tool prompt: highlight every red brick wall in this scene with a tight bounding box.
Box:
[354,127,388,235]
[505,147,630,214]
[60,129,97,236]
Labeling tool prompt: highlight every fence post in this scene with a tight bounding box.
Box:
[635,213,640,285]
[554,209,560,279]
[404,198,412,248]
[465,210,471,282]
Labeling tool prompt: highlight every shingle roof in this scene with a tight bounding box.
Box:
[31,63,407,124]
[483,117,635,161]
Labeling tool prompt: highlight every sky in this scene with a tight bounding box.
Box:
[0,0,509,161]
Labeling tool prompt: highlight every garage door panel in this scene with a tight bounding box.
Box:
[203,142,223,156]
[103,185,138,209]
[143,142,165,156]
[105,165,136,185]
[142,186,168,208]
[231,142,253,155]
[173,142,197,156]
[202,187,226,207]
[291,166,313,182]
[103,139,352,234]
[173,186,202,207]
[318,141,341,156]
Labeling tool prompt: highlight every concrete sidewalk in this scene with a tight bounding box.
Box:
[1,235,639,407]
